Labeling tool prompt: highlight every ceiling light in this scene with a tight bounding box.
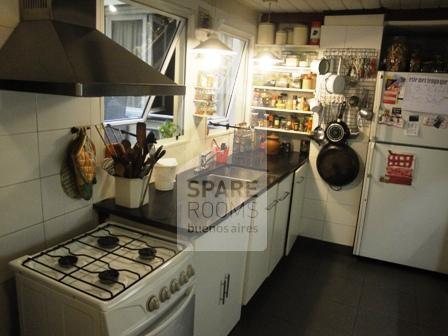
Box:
[254,50,283,66]
[193,33,235,55]
[109,4,117,13]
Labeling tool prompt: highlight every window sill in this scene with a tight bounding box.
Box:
[207,129,233,138]
[156,136,188,148]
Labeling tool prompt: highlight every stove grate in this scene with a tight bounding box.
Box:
[21,224,182,301]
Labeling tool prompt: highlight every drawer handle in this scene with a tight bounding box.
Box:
[278,191,290,201]
[266,199,278,210]
[296,176,305,184]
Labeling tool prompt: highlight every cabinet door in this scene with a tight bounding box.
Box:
[320,25,347,49]
[268,174,293,274]
[193,208,250,336]
[242,189,272,305]
[285,163,307,255]
[345,26,383,49]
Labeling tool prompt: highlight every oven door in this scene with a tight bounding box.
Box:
[138,288,195,336]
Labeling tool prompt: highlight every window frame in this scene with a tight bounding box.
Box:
[103,2,187,128]
[206,29,250,130]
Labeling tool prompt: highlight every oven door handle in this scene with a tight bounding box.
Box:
[140,286,195,336]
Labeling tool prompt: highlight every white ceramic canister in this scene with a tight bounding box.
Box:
[293,24,308,45]
[257,22,275,44]
[153,158,178,191]
[275,30,287,45]
[287,28,294,44]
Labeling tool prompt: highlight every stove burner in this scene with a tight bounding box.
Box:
[99,269,119,284]
[97,236,119,249]
[58,255,78,268]
[138,247,157,260]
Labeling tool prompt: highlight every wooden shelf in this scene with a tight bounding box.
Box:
[255,44,320,51]
[193,114,213,118]
[193,99,216,103]
[194,86,217,90]
[253,85,315,93]
[250,106,313,115]
[254,127,310,136]
[253,65,313,73]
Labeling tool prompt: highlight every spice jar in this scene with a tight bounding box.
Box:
[273,115,280,128]
[298,97,310,111]
[302,75,313,90]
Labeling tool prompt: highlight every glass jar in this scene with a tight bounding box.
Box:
[384,36,408,72]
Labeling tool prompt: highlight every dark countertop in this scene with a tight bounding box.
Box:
[94,151,308,237]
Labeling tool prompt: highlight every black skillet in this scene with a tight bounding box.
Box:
[317,102,359,189]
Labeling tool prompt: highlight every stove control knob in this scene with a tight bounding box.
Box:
[170,279,180,293]
[147,296,160,312]
[159,287,171,302]
[179,271,188,285]
[187,265,195,278]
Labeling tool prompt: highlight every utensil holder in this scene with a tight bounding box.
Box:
[115,177,147,208]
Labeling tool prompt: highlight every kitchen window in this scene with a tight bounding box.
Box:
[103,0,186,139]
[194,33,248,128]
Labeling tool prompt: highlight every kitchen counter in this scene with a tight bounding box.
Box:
[94,151,308,236]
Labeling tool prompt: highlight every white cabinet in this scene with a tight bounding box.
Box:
[285,163,307,256]
[242,186,276,305]
[193,208,250,336]
[320,25,383,49]
[268,174,293,275]
[320,26,347,49]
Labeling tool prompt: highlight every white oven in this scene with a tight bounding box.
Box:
[10,221,195,336]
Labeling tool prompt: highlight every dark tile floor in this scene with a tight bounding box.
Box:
[230,237,448,336]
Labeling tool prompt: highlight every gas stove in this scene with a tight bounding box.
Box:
[10,221,195,336]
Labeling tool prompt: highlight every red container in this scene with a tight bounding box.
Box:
[309,21,321,45]
[214,147,229,164]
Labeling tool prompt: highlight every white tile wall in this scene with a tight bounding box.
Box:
[0,133,40,187]
[0,180,42,237]
[44,206,96,246]
[298,217,325,240]
[304,177,329,201]
[41,175,92,220]
[36,95,92,131]
[322,222,357,246]
[0,224,45,283]
[299,131,370,246]
[302,198,327,221]
[0,91,37,136]
[325,201,359,227]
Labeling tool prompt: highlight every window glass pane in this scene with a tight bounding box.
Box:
[194,34,247,125]
[104,1,182,123]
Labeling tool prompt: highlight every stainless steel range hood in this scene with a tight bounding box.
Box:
[0,0,186,97]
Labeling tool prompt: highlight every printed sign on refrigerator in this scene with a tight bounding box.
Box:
[380,151,415,186]
[402,75,448,115]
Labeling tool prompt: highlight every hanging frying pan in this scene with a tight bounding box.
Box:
[317,143,360,188]
[325,102,350,144]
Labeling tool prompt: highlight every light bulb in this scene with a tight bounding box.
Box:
[109,4,117,12]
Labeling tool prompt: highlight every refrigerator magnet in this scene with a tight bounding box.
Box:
[405,115,420,136]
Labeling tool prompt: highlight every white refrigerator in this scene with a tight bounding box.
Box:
[354,71,448,274]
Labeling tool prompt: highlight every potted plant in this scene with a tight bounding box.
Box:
[159,121,178,139]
